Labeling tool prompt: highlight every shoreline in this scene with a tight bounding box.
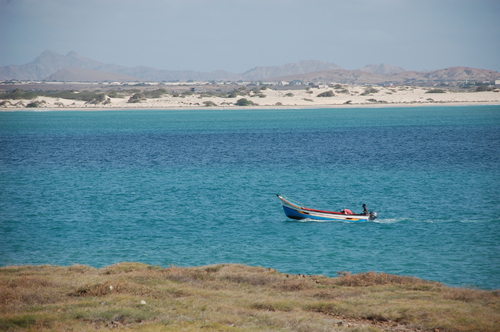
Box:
[1,85,499,111]
[2,101,500,112]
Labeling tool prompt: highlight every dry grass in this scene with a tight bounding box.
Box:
[0,263,499,331]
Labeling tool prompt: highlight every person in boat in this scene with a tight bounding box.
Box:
[362,204,369,215]
[341,209,353,214]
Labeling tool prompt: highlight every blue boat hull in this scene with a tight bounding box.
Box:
[277,194,376,222]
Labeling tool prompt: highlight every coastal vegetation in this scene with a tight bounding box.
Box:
[425,89,446,93]
[1,263,498,331]
[235,98,257,106]
[203,101,217,107]
[26,100,47,108]
[1,84,498,109]
[0,88,169,102]
[128,92,146,103]
[360,88,379,96]
[317,90,335,97]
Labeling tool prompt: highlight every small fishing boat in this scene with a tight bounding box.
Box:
[276,194,377,222]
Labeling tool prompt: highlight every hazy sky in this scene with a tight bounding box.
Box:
[1,0,499,73]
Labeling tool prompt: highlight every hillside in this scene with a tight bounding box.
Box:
[272,67,500,85]
[240,60,342,80]
[357,63,407,74]
[0,50,238,82]
[0,50,112,81]
[1,263,498,331]
[46,67,140,82]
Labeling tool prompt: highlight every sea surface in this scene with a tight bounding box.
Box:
[1,106,499,289]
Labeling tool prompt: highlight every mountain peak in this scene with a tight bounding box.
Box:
[241,60,343,80]
[32,49,64,64]
[358,63,407,74]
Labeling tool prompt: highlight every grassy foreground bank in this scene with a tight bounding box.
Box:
[1,263,498,332]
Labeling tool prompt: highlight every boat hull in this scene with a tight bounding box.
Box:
[277,194,372,222]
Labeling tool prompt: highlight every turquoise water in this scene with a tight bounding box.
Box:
[1,106,499,289]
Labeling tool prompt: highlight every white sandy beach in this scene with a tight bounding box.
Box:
[1,85,499,110]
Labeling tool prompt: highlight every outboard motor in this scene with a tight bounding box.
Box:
[369,211,378,221]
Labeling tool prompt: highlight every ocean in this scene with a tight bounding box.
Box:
[1,106,499,289]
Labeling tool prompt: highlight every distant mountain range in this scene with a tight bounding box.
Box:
[272,66,500,85]
[1,50,499,84]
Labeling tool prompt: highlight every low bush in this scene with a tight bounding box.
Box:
[26,100,46,108]
[360,87,379,95]
[336,89,350,94]
[476,86,493,92]
[128,92,146,103]
[143,89,168,98]
[228,87,248,98]
[426,89,446,93]
[203,101,217,107]
[235,98,256,106]
[317,90,335,97]
[0,89,38,100]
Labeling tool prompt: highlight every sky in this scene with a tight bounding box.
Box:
[1,0,499,73]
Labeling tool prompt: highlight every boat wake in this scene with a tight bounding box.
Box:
[372,218,402,224]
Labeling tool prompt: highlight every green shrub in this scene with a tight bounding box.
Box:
[203,101,217,107]
[95,93,106,103]
[128,92,146,103]
[426,89,446,93]
[235,98,256,106]
[317,90,335,97]
[106,90,121,98]
[144,89,168,98]
[26,100,46,108]
[476,86,493,92]
[0,89,39,100]
[228,87,247,98]
[361,87,379,95]
[48,90,103,102]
